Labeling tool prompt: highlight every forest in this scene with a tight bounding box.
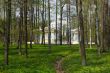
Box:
[0,0,110,73]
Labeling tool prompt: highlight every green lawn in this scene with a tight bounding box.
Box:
[62,46,110,73]
[0,45,110,73]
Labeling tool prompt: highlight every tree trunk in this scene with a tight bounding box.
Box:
[48,0,51,52]
[68,0,71,45]
[60,0,63,45]
[24,0,28,57]
[41,0,45,45]
[101,0,108,52]
[66,2,69,44]
[78,0,87,66]
[4,0,11,65]
[30,1,34,49]
[94,0,101,55]
[18,0,23,55]
[56,0,58,45]
[76,0,80,44]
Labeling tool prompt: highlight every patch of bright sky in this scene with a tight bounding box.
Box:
[16,0,76,21]
[50,0,76,21]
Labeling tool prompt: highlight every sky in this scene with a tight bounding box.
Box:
[16,0,77,21]
[50,0,76,21]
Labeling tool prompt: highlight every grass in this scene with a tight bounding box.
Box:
[62,46,110,73]
[0,45,110,73]
[0,45,72,73]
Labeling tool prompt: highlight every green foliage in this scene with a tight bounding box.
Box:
[0,45,110,73]
[0,45,72,73]
[63,46,110,73]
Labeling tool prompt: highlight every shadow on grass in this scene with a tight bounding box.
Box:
[0,45,76,73]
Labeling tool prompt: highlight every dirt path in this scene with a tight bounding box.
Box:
[55,58,64,73]
[54,51,72,73]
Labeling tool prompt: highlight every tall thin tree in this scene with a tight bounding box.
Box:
[4,0,11,65]
[78,0,87,66]
[24,0,28,57]
[56,0,58,45]
[48,0,51,52]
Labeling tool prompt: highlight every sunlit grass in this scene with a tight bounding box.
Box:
[0,45,110,73]
[62,47,110,73]
[0,45,72,73]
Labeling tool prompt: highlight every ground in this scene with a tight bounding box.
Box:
[0,45,110,73]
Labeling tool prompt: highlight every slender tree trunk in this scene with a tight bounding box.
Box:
[48,0,51,52]
[66,3,69,44]
[24,0,28,57]
[56,0,58,45]
[36,0,39,44]
[4,0,11,65]
[36,0,40,44]
[18,0,23,55]
[37,0,40,44]
[94,0,101,55]
[89,3,92,48]
[41,0,45,45]
[76,0,80,44]
[101,0,108,52]
[30,1,34,49]
[36,0,38,28]
[60,0,63,45]
[44,0,47,45]
[68,0,71,45]
[78,0,86,66]
[104,0,109,51]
